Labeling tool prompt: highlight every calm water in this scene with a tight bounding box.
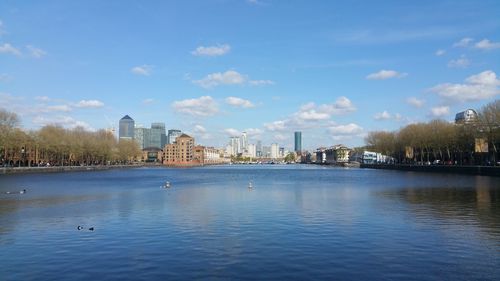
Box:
[0,165,499,280]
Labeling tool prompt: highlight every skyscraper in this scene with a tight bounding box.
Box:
[271,143,279,159]
[240,132,248,153]
[119,115,135,140]
[294,131,302,153]
[150,122,166,149]
[167,129,182,145]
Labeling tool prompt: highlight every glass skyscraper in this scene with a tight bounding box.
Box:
[119,115,135,140]
[294,131,302,153]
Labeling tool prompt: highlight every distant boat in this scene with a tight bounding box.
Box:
[4,189,26,195]
[248,181,253,189]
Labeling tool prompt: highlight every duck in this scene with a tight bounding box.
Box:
[77,225,83,230]
[163,181,171,188]
[88,227,94,231]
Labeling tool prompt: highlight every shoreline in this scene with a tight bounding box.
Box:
[0,164,147,175]
[360,163,500,177]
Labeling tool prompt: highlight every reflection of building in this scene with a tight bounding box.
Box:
[294,131,302,153]
[119,115,135,140]
[455,109,478,124]
[163,134,194,166]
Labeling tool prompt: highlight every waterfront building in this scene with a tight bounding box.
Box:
[256,140,262,157]
[271,143,279,159]
[167,129,182,144]
[325,145,351,164]
[230,137,241,156]
[455,109,478,124]
[247,144,257,158]
[119,115,135,140]
[279,147,285,158]
[294,131,302,153]
[262,146,271,158]
[240,132,248,153]
[163,134,194,166]
[193,146,228,165]
[315,147,327,164]
[134,126,147,149]
[141,147,163,162]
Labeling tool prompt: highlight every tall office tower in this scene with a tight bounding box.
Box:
[256,140,262,157]
[294,131,302,153]
[134,125,145,149]
[247,144,257,158]
[271,143,279,159]
[167,129,182,145]
[150,123,166,149]
[230,137,240,155]
[240,132,248,152]
[119,115,135,140]
[262,146,271,158]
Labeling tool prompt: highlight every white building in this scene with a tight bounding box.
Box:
[271,143,279,159]
[240,132,248,153]
[246,144,256,158]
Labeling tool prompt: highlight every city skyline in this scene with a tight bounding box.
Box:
[1,1,499,150]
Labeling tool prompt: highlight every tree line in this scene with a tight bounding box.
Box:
[364,100,499,165]
[0,109,141,167]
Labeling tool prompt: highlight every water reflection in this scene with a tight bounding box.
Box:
[378,176,500,244]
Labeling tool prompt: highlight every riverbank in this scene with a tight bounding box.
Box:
[361,164,500,177]
[0,164,146,175]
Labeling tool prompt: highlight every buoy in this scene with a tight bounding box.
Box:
[248,181,253,189]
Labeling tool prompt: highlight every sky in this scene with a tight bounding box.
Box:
[1,0,499,150]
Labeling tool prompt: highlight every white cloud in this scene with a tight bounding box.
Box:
[317,96,356,115]
[295,109,330,121]
[0,43,22,56]
[435,49,446,56]
[274,134,287,141]
[430,106,450,117]
[248,80,275,86]
[131,65,153,76]
[46,105,72,112]
[26,45,47,58]
[194,70,246,88]
[430,70,500,102]
[224,128,240,137]
[245,128,263,138]
[142,98,154,105]
[191,44,231,56]
[172,96,219,117]
[194,124,207,133]
[374,110,392,120]
[447,55,470,68]
[225,97,254,108]
[474,39,500,50]
[193,124,211,140]
[264,120,287,132]
[328,123,363,135]
[193,70,274,89]
[406,97,425,108]
[35,96,51,102]
[366,69,407,80]
[75,99,104,108]
[453,37,474,48]
[33,115,94,131]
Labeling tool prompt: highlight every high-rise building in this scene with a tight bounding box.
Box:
[256,140,262,157]
[294,131,302,153]
[240,132,248,153]
[262,146,271,158]
[134,125,146,149]
[167,129,182,144]
[150,122,166,149]
[271,143,279,159]
[230,137,240,156]
[119,115,135,140]
[247,144,256,158]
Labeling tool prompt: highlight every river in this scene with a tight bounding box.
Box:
[0,165,499,280]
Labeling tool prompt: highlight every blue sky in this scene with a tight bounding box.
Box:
[1,0,499,150]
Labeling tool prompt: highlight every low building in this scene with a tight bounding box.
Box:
[163,134,195,166]
[324,145,351,164]
[142,147,163,163]
[455,109,478,124]
[315,147,327,164]
[193,145,230,165]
